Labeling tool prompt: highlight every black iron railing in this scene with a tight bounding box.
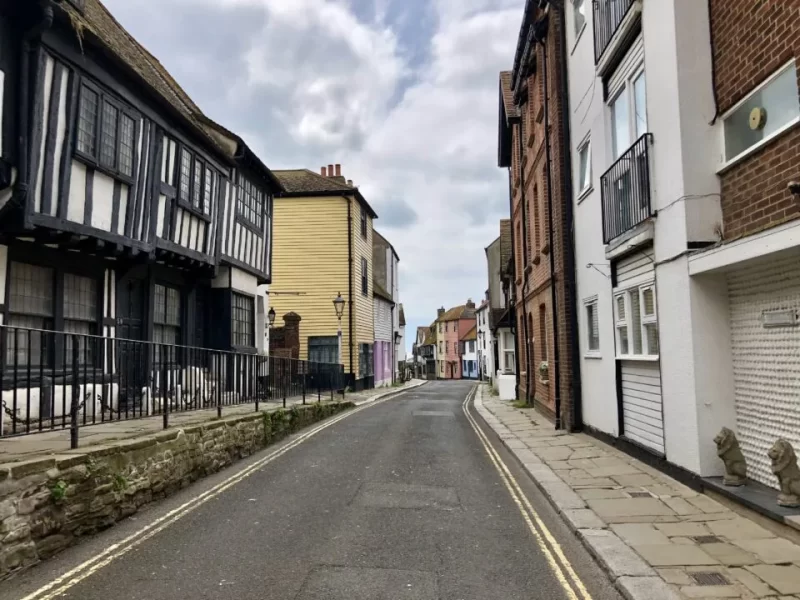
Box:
[0,326,346,446]
[601,133,653,244]
[593,0,636,64]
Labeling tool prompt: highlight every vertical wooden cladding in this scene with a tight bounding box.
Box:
[30,50,153,243]
[155,136,219,258]
[219,171,271,279]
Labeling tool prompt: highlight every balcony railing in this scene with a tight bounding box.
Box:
[593,0,636,64]
[0,326,345,446]
[601,133,653,244]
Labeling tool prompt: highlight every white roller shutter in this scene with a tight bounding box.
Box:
[728,253,800,489]
[615,248,664,454]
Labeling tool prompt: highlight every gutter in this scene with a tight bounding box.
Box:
[516,115,534,406]
[18,0,55,222]
[535,8,563,430]
[556,0,583,431]
[347,198,355,389]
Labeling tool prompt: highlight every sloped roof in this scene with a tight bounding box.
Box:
[273,169,378,218]
[439,304,476,322]
[399,304,405,326]
[273,169,355,194]
[61,0,224,156]
[460,325,477,342]
[374,229,399,261]
[500,71,519,120]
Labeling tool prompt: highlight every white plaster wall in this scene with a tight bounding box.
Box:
[230,267,257,295]
[477,306,494,380]
[565,0,618,437]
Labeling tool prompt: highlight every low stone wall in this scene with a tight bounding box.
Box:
[0,402,353,579]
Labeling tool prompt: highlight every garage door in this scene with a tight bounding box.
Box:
[615,248,664,455]
[728,253,800,489]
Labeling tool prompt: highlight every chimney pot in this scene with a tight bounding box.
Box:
[335,164,341,177]
[321,166,327,177]
[347,179,353,187]
[328,164,334,177]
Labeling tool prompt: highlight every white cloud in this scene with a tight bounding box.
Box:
[101,0,524,345]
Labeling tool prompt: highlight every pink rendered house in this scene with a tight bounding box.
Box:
[439,300,477,379]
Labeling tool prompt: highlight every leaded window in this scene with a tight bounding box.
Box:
[64,274,99,365]
[231,293,254,347]
[75,83,137,180]
[237,175,265,229]
[6,263,53,367]
[154,285,181,366]
[176,148,215,215]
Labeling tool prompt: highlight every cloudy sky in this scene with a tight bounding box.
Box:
[104,0,523,351]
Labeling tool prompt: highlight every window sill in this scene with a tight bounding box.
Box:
[576,185,593,204]
[584,351,602,359]
[615,355,659,362]
[177,199,212,222]
[717,117,800,174]
[235,214,263,235]
[74,152,134,187]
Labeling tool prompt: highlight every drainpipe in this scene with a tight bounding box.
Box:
[347,198,355,390]
[555,1,583,431]
[536,10,563,430]
[507,172,522,399]
[516,118,534,406]
[18,0,55,218]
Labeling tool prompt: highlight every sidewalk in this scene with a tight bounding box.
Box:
[0,380,426,464]
[475,384,800,600]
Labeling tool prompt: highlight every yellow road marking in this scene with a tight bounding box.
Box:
[21,394,402,600]
[462,387,593,600]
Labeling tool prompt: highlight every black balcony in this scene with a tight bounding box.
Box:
[593,0,636,64]
[601,134,653,244]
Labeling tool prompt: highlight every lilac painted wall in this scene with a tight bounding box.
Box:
[375,341,392,386]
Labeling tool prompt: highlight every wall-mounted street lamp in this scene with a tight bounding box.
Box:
[333,293,345,364]
[268,306,276,328]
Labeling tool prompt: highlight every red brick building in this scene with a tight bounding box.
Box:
[498,2,579,429]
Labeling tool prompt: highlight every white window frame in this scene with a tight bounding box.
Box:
[584,296,600,357]
[718,59,800,172]
[608,54,647,160]
[576,136,592,201]
[614,281,659,360]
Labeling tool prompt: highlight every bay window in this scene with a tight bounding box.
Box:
[614,283,658,358]
[177,146,216,216]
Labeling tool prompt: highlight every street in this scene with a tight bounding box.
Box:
[3,382,621,600]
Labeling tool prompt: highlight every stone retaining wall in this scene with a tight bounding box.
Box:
[0,402,354,579]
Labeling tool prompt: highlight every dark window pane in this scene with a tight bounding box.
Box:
[231,293,254,347]
[9,262,54,317]
[192,158,202,209]
[237,176,263,228]
[6,318,51,367]
[119,115,135,177]
[64,274,97,321]
[179,151,191,202]
[100,101,118,168]
[77,87,98,155]
[154,284,166,324]
[309,336,338,364]
[166,288,181,326]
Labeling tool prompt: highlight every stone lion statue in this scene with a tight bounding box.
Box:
[768,439,800,507]
[713,427,747,486]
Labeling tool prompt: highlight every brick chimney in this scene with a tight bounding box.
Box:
[321,166,327,177]
[328,164,334,176]
[335,164,341,177]
[466,298,475,310]
[437,307,445,318]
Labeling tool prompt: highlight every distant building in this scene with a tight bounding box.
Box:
[460,325,478,380]
[438,301,477,379]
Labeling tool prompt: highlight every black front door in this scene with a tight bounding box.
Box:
[117,272,148,412]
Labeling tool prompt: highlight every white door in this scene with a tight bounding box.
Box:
[614,248,664,454]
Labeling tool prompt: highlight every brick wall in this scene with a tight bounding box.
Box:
[509,7,576,428]
[710,0,800,240]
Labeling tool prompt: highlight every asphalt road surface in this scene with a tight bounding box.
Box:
[3,381,622,600]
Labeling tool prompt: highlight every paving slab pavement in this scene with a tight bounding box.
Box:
[474,384,800,600]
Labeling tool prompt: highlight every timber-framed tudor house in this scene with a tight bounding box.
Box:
[0,0,292,433]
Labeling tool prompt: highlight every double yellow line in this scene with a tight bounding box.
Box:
[20,397,395,600]
[461,386,593,600]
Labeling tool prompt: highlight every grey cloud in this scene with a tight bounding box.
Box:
[373,197,418,229]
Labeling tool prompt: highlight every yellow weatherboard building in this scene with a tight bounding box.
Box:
[270,166,378,390]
